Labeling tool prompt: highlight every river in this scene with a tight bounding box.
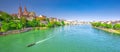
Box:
[0,25,120,52]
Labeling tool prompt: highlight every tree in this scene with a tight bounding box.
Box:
[0,11,13,22]
[105,23,112,29]
[16,20,23,29]
[47,23,54,27]
[26,20,34,27]
[61,21,65,25]
[113,23,120,30]
[40,23,46,27]
[9,20,17,30]
[91,22,101,27]
[55,21,61,26]
[1,21,9,32]
[32,19,40,27]
[26,19,40,27]
[46,18,50,23]
[99,23,106,28]
[20,17,27,28]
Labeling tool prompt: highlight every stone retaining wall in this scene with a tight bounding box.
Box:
[0,27,33,35]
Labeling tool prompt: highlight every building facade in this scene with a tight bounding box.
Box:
[18,6,36,20]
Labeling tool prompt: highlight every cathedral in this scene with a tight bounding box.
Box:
[18,6,36,20]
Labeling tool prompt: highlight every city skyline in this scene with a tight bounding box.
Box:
[0,0,120,21]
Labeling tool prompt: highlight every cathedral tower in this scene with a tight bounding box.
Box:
[23,6,29,16]
[18,6,22,18]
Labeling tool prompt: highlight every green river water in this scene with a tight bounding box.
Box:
[0,25,120,52]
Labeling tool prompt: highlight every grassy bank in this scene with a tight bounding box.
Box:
[91,21,120,34]
[93,26,120,34]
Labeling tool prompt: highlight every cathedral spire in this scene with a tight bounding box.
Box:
[18,6,22,18]
[24,6,28,13]
[23,6,29,16]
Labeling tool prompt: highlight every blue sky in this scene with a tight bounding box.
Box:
[0,0,120,21]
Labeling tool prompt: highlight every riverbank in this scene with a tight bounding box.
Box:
[93,27,120,34]
[0,27,48,36]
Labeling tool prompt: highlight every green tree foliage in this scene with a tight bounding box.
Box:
[1,21,9,32]
[55,21,61,26]
[0,11,13,22]
[99,23,106,28]
[105,24,112,29]
[16,21,23,29]
[113,23,120,30]
[40,23,46,27]
[26,21,34,27]
[91,22,112,29]
[91,22,101,27]
[9,20,17,30]
[61,21,65,25]
[91,21,115,29]
[46,18,50,23]
[32,19,40,27]
[12,16,19,20]
[8,20,23,30]
[26,19,40,27]
[20,17,27,28]
[47,23,54,27]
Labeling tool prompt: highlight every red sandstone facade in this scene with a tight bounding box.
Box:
[18,6,36,20]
